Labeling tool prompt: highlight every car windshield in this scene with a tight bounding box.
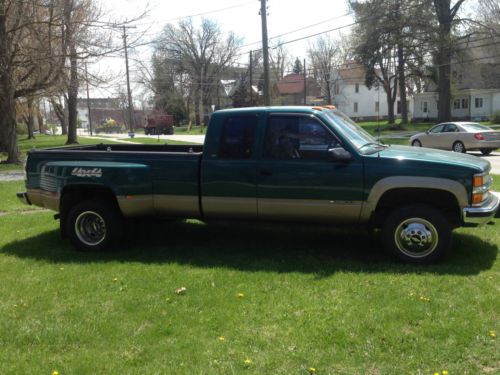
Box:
[460,123,491,132]
[323,109,386,154]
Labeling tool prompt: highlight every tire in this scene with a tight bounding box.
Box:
[480,148,493,155]
[452,141,466,153]
[381,204,452,264]
[412,139,422,147]
[66,199,124,252]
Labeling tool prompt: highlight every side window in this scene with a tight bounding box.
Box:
[444,124,458,133]
[218,116,257,159]
[429,124,445,133]
[264,116,339,161]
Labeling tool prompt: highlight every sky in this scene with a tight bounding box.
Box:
[91,0,354,99]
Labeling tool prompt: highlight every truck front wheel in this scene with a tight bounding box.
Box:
[66,200,124,252]
[381,205,452,264]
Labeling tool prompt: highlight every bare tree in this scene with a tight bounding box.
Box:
[157,18,242,125]
[308,35,339,104]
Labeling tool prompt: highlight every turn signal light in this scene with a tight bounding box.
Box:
[474,133,485,140]
[473,175,483,187]
[312,106,323,111]
[323,105,337,109]
[472,193,485,204]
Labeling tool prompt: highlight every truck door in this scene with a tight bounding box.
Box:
[200,115,259,219]
[257,113,364,223]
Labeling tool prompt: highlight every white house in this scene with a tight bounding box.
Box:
[331,61,412,121]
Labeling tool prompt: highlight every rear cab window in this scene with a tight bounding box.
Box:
[218,116,258,159]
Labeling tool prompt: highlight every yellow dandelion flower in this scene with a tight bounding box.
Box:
[489,330,496,338]
[419,296,430,302]
[244,358,252,365]
[113,278,118,281]
[218,336,225,341]
[442,370,449,375]
[434,372,440,375]
[53,371,59,375]
[309,367,316,374]
[238,293,245,298]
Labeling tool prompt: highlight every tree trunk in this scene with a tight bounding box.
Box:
[0,3,20,163]
[66,44,78,144]
[397,42,408,124]
[26,96,36,139]
[194,86,201,125]
[385,81,395,124]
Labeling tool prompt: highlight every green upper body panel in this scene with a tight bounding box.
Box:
[24,107,491,219]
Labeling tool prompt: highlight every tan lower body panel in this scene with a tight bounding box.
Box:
[154,194,200,217]
[27,189,60,211]
[258,198,362,223]
[117,195,154,216]
[202,196,257,219]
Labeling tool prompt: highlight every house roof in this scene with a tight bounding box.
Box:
[276,74,305,94]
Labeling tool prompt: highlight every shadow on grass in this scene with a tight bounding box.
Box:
[1,219,497,275]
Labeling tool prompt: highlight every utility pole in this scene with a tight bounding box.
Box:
[260,0,270,106]
[249,50,253,105]
[119,24,136,134]
[84,62,93,136]
[303,58,306,105]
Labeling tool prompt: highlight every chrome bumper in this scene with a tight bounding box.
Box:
[16,192,31,206]
[463,191,499,226]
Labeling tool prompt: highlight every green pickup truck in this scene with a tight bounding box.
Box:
[18,106,499,263]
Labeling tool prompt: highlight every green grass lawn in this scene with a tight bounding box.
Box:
[0,179,498,374]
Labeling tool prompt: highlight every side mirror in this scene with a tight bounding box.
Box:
[328,147,352,162]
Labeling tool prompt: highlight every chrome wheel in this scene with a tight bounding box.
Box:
[394,218,438,258]
[75,211,106,246]
[452,141,465,153]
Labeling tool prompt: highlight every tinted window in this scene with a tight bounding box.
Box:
[429,124,445,133]
[443,124,458,132]
[461,123,491,132]
[264,116,339,160]
[218,116,257,159]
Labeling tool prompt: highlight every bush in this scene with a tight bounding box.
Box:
[490,110,500,124]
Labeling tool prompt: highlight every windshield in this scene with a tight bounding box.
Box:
[460,123,491,132]
[323,109,385,153]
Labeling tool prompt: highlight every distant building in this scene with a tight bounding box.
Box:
[331,61,412,121]
[275,74,321,105]
[413,38,500,121]
[76,97,143,131]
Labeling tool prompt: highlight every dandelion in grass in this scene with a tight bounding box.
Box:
[489,330,496,338]
[308,367,316,374]
[442,370,449,375]
[244,358,252,365]
[113,278,118,281]
[238,293,245,298]
[419,296,430,302]
[218,336,225,341]
[52,371,59,375]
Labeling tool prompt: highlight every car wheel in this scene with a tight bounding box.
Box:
[381,204,451,264]
[412,140,422,147]
[66,199,124,252]
[452,141,466,153]
[480,148,493,155]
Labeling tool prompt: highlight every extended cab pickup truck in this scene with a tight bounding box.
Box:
[18,106,499,263]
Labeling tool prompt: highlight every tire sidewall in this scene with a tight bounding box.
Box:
[381,205,452,264]
[452,141,466,153]
[66,200,123,252]
[412,140,422,147]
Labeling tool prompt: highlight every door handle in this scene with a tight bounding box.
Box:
[259,168,273,176]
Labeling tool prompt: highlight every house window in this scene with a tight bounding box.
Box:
[461,98,469,109]
[453,99,460,109]
[354,102,358,113]
[422,101,428,113]
[475,98,483,108]
[355,83,359,93]
[375,101,379,112]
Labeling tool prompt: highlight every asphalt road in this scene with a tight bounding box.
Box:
[467,151,500,175]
